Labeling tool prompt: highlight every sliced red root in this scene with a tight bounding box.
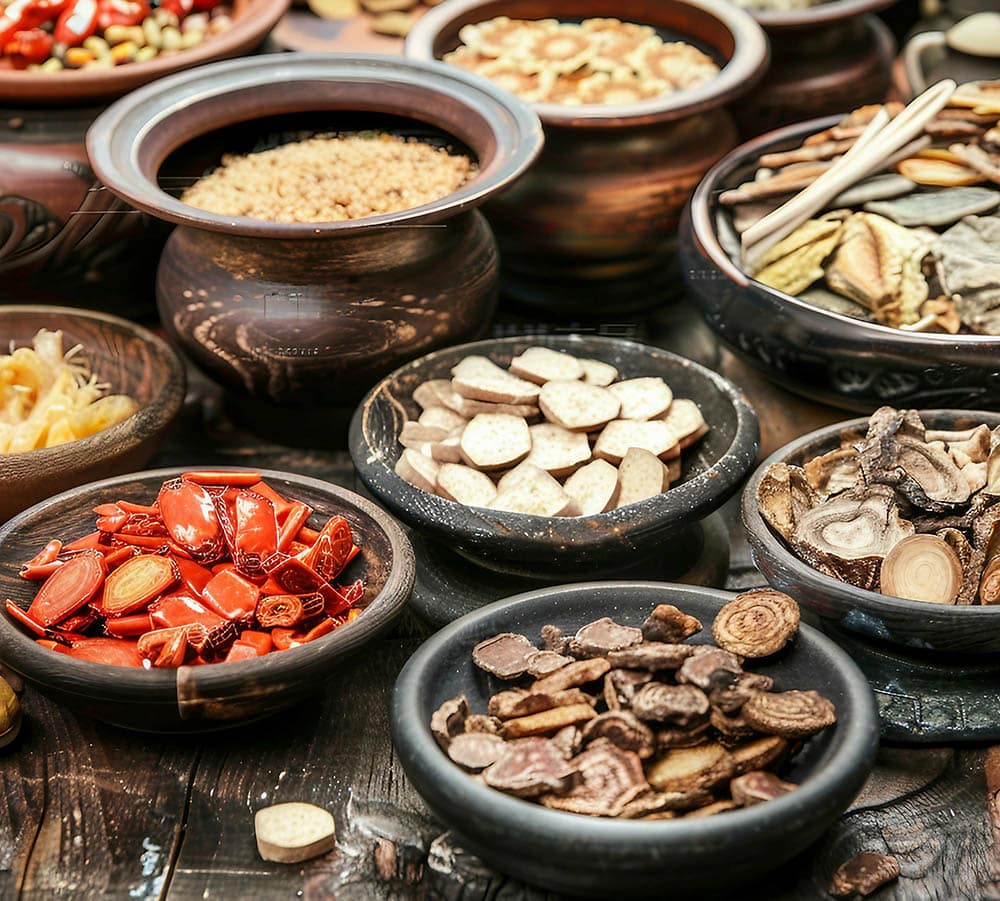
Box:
[201,569,260,620]
[238,630,273,655]
[55,611,100,633]
[225,642,260,662]
[20,560,64,581]
[255,593,324,629]
[63,531,108,552]
[173,556,214,595]
[57,637,144,667]
[103,546,137,570]
[248,480,293,518]
[182,470,262,487]
[304,516,354,582]
[880,534,963,605]
[137,626,194,667]
[26,551,106,627]
[233,490,278,577]
[276,502,313,552]
[24,539,62,568]
[104,612,152,638]
[116,500,159,515]
[157,479,225,562]
[295,525,320,546]
[6,600,49,637]
[265,554,326,595]
[100,554,178,617]
[148,592,223,630]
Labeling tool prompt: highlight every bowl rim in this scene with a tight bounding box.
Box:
[0,466,416,691]
[0,0,290,105]
[742,408,1000,619]
[349,333,760,537]
[749,0,895,30]
[404,0,770,128]
[393,580,879,843]
[0,305,186,475]
[86,52,545,239]
[687,114,1000,347]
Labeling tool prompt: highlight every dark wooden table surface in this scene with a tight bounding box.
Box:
[1,300,996,901]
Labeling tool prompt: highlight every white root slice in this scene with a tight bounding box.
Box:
[460,413,532,471]
[413,379,454,411]
[437,463,499,507]
[579,358,619,387]
[563,459,621,515]
[608,378,673,421]
[509,347,584,384]
[523,422,592,477]
[880,534,963,604]
[661,398,709,448]
[452,356,540,405]
[539,380,621,432]
[490,464,579,516]
[255,802,337,864]
[419,406,468,431]
[617,447,671,508]
[395,448,440,493]
[593,419,678,465]
[399,421,449,447]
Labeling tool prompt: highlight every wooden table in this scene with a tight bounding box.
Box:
[1,304,996,900]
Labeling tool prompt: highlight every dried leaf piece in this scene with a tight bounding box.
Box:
[730,735,790,774]
[603,668,653,710]
[731,770,797,806]
[756,462,820,543]
[640,604,702,643]
[431,695,468,749]
[500,703,596,739]
[879,534,963,605]
[255,802,336,864]
[532,657,611,694]
[676,647,744,693]
[472,632,537,679]
[447,732,506,771]
[632,683,710,727]
[606,641,697,670]
[483,737,577,798]
[804,447,861,497]
[581,710,655,758]
[742,690,836,738]
[539,740,649,817]
[646,741,735,793]
[829,852,900,898]
[568,617,643,658]
[712,589,800,658]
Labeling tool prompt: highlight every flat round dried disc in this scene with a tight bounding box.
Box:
[742,690,837,739]
[472,633,537,679]
[447,732,506,771]
[712,589,801,658]
[879,534,963,605]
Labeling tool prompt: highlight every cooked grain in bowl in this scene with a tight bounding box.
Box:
[180,132,477,223]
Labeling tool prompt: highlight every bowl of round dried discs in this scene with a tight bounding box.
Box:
[392,581,878,897]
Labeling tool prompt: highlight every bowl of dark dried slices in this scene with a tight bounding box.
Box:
[744,406,1000,653]
[392,582,878,897]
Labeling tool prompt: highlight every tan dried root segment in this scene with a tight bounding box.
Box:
[828,852,900,898]
[879,534,963,604]
[742,690,836,738]
[712,589,800,658]
[0,677,21,749]
[255,802,337,864]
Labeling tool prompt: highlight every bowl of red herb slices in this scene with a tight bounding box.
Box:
[0,467,414,732]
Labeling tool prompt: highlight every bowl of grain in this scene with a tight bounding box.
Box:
[86,53,544,441]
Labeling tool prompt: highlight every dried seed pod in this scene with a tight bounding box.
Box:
[729,735,790,774]
[829,852,900,898]
[540,624,569,654]
[567,617,643,658]
[483,737,577,798]
[879,534,963,604]
[756,462,819,543]
[712,589,801,658]
[656,721,712,750]
[646,741,735,793]
[472,632,538,679]
[606,641,697,670]
[580,711,655,758]
[431,695,469,749]
[742,690,836,738]
[539,740,649,817]
[525,649,572,678]
[500,703,596,739]
[632,683,710,727]
[603,668,653,710]
[640,604,702,643]
[464,714,501,734]
[676,647,744,693]
[730,770,797,806]
[447,732,506,771]
[532,657,611,694]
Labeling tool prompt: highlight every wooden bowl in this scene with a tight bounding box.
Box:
[392,581,879,898]
[0,467,415,732]
[743,410,1000,654]
[0,306,186,524]
[348,335,760,577]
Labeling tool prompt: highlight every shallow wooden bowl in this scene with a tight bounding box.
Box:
[0,467,415,732]
[743,410,1000,654]
[0,306,186,524]
[392,581,879,897]
[349,335,759,577]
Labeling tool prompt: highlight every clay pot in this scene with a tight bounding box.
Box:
[87,54,543,441]
[0,0,289,309]
[406,0,768,314]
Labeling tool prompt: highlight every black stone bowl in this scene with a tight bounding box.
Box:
[744,410,1000,654]
[392,581,879,898]
[0,467,415,732]
[679,116,1000,412]
[348,335,759,577]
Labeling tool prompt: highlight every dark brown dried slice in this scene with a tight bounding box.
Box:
[712,589,801,658]
[568,617,643,658]
[756,462,820,543]
[606,641,697,671]
[879,534,963,604]
[656,721,712,750]
[676,647,744,693]
[804,447,862,497]
[640,604,703,643]
[711,707,757,742]
[500,703,596,740]
[684,799,740,818]
[581,711,655,759]
[632,683,710,727]
[482,737,577,798]
[465,714,501,734]
[711,672,774,714]
[646,741,735,793]
[603,668,653,711]
[532,657,611,694]
[539,739,649,817]
[472,633,538,679]
[525,649,572,678]
[957,505,1000,605]
[551,724,582,759]
[829,852,900,898]
[742,690,836,738]
[619,788,714,818]
[731,770,797,806]
[730,735,790,774]
[488,688,594,720]
[447,732,506,772]
[431,695,469,749]
[540,624,569,654]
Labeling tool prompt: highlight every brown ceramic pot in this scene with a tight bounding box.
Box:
[0,0,289,308]
[87,54,543,442]
[406,0,769,314]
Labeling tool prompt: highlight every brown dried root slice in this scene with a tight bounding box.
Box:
[525,649,572,678]
[581,710,655,758]
[790,485,914,590]
[804,447,861,498]
[829,852,901,898]
[460,414,531,471]
[594,420,678,465]
[619,788,712,818]
[563,459,621,516]
[742,690,836,739]
[607,378,673,421]
[501,703,597,740]
[254,803,336,864]
[472,632,537,679]
[946,424,992,466]
[444,391,540,419]
[452,356,540,405]
[551,724,582,759]
[483,737,577,798]
[661,398,708,449]
[711,672,774,714]
[489,688,593,720]
[879,534,963,605]
[465,714,501,734]
[756,462,820,543]
[684,799,740,818]
[508,347,584,384]
[436,463,498,508]
[489,464,579,517]
[616,447,671,508]
[980,556,1000,605]
[447,732,506,772]
[539,740,649,817]
[647,741,735,793]
[568,617,643,658]
[730,770,797,807]
[632,683,710,727]
[523,423,592,477]
[603,668,653,710]
[712,589,801,658]
[710,707,757,742]
[656,721,712,750]
[641,604,702,643]
[540,624,569,653]
[431,695,469,749]
[752,218,842,296]
[533,657,611,694]
[539,380,621,432]
[395,448,440,493]
[579,358,618,387]
[729,735,789,774]
[957,506,1000,605]
[676,647,744,693]
[607,641,696,671]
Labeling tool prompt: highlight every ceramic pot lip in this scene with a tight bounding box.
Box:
[687,114,1000,347]
[405,0,769,128]
[751,0,895,31]
[0,0,289,105]
[86,53,544,239]
[742,409,1000,622]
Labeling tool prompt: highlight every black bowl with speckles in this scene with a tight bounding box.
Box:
[348,335,759,578]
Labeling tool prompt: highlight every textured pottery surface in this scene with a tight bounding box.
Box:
[0,468,415,732]
[349,334,759,577]
[392,581,879,898]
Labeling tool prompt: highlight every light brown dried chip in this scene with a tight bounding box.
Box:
[606,641,697,671]
[730,735,789,774]
[646,741,735,793]
[684,799,740,818]
[568,617,644,658]
[447,732,506,771]
[879,534,963,605]
[742,690,836,738]
[431,695,468,749]
[472,633,537,679]
[539,740,649,817]
[631,683,710,727]
[483,738,577,798]
[540,624,569,654]
[710,672,774,714]
[711,707,757,742]
[465,714,501,734]
[618,788,713,818]
[656,721,712,750]
[533,657,611,694]
[829,852,900,898]
[551,724,582,759]
[488,688,594,720]
[676,647,744,692]
[712,589,801,658]
[500,703,597,739]
[581,710,655,758]
[730,770,797,806]
[525,649,573,678]
[641,604,703,643]
[603,668,653,710]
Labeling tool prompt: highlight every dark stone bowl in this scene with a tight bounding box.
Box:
[348,334,759,577]
[743,410,1000,654]
[0,467,415,732]
[679,117,1000,412]
[392,581,879,898]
